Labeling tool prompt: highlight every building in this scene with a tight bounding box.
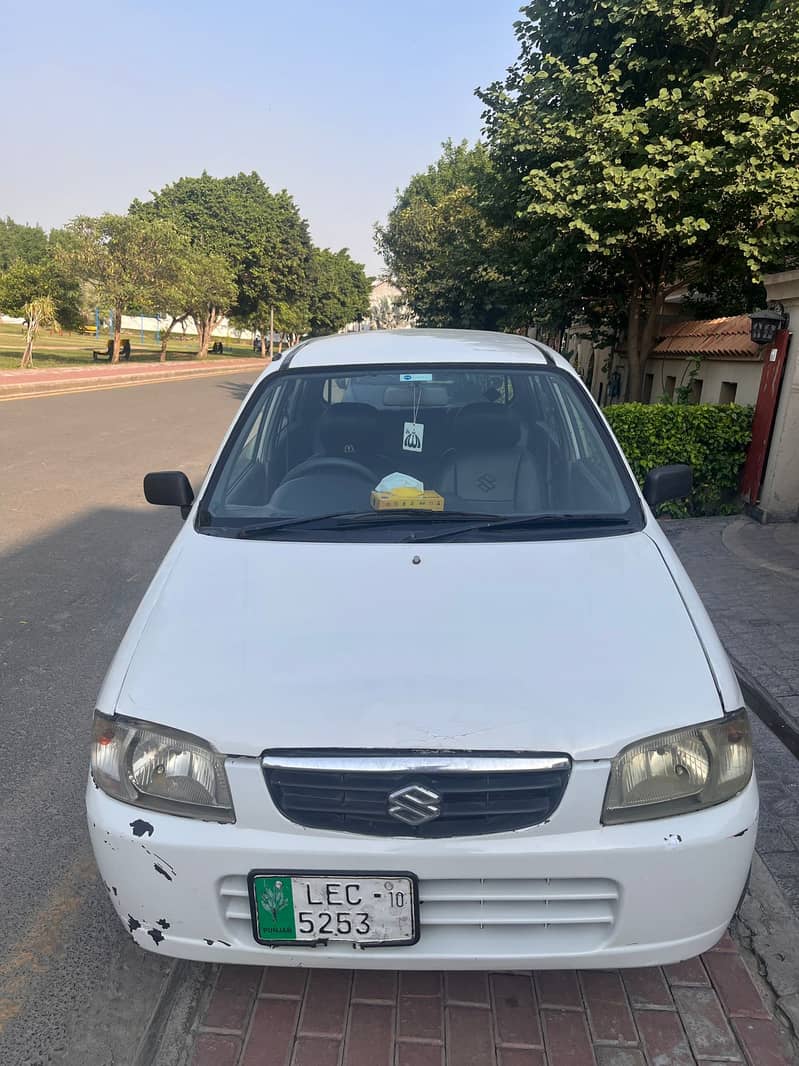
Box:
[565,315,767,408]
[343,279,414,332]
[643,316,764,406]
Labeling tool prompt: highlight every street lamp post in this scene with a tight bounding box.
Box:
[749,305,789,346]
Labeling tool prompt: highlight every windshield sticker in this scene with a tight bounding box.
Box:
[400,373,433,382]
[403,422,424,452]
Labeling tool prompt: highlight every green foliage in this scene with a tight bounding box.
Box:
[0,258,82,331]
[482,0,799,272]
[605,402,754,516]
[19,295,58,367]
[475,0,799,396]
[173,247,237,325]
[60,214,188,318]
[308,248,371,335]
[0,217,48,270]
[376,140,514,330]
[133,172,312,332]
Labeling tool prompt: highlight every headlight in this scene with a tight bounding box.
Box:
[91,712,235,823]
[602,709,752,825]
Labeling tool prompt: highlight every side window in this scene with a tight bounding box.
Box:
[533,376,576,458]
[224,406,267,491]
[324,377,350,404]
[548,377,630,511]
[218,383,285,501]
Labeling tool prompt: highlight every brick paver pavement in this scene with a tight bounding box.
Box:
[188,934,793,1065]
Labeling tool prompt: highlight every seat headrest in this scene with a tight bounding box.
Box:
[318,403,380,456]
[453,403,521,450]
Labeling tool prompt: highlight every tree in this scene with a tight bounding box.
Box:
[60,214,186,362]
[133,173,312,359]
[238,190,313,357]
[271,299,310,352]
[0,218,48,270]
[307,248,371,335]
[155,247,236,362]
[0,258,82,334]
[18,297,57,368]
[376,141,513,329]
[480,0,799,399]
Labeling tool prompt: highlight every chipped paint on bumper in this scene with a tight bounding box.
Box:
[86,761,757,969]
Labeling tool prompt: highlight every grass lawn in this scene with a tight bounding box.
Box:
[0,323,265,371]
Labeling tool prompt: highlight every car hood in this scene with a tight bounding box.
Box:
[112,529,722,760]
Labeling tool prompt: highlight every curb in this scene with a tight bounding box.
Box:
[133,959,215,1066]
[732,655,799,760]
[0,360,266,398]
[736,853,799,1046]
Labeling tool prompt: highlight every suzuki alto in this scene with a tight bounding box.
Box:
[87,329,757,969]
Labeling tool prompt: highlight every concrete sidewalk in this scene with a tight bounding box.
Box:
[0,357,266,397]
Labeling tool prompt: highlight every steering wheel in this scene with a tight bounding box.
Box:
[283,456,378,484]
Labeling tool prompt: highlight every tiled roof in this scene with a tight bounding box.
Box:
[653,315,762,359]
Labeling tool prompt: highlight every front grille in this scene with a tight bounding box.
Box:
[262,753,571,837]
[219,874,618,953]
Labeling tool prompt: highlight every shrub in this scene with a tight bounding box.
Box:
[604,402,754,517]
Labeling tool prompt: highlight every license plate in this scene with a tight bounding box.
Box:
[248,871,418,947]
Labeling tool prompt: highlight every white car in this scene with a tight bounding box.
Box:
[87,329,757,970]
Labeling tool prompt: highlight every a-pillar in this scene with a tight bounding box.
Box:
[759,270,799,520]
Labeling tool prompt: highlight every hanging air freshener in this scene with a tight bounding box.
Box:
[402,382,425,453]
[402,422,424,452]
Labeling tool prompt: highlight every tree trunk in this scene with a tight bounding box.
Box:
[585,346,595,391]
[278,334,284,354]
[625,291,642,402]
[111,307,122,364]
[637,295,662,402]
[20,331,34,369]
[160,315,184,362]
[195,308,220,359]
[260,331,267,358]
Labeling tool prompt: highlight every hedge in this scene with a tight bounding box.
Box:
[604,402,754,517]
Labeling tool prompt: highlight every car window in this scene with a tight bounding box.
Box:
[201,363,639,539]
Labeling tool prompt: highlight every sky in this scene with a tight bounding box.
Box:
[0,0,523,275]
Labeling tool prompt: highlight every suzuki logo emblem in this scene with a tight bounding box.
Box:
[387,784,442,825]
[476,473,496,492]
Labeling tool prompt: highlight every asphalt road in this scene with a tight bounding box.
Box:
[0,372,257,1066]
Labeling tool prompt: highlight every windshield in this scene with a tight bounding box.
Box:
[199,364,640,540]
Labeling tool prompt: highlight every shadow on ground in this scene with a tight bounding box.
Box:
[215,378,254,402]
[0,507,182,1066]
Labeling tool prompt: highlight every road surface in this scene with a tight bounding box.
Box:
[0,372,257,1066]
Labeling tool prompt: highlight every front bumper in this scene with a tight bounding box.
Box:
[86,761,757,970]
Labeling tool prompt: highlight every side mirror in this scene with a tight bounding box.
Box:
[643,464,693,508]
[144,471,195,519]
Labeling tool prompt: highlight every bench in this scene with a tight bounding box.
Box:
[93,339,131,361]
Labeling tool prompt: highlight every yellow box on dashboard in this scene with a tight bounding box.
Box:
[370,489,445,511]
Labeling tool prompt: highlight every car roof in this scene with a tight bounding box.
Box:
[277,329,573,372]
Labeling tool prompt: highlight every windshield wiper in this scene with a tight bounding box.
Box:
[408,513,632,543]
[235,510,500,539]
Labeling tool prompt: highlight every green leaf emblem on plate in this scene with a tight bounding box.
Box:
[253,876,296,940]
